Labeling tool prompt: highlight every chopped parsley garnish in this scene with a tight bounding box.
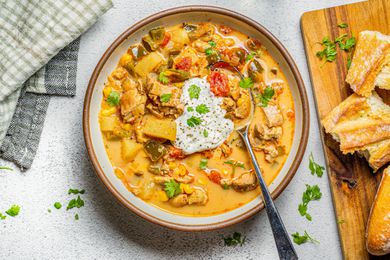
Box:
[188,84,201,99]
[223,232,246,246]
[205,48,216,56]
[222,183,230,190]
[337,219,346,224]
[66,196,85,210]
[0,213,6,220]
[257,85,275,107]
[75,214,79,220]
[316,37,337,62]
[5,205,20,217]
[199,158,208,170]
[309,153,325,177]
[239,77,254,89]
[0,166,13,171]
[68,189,85,195]
[347,54,352,69]
[54,202,62,209]
[47,209,51,213]
[203,129,208,137]
[245,51,257,62]
[338,36,356,51]
[187,116,202,127]
[187,106,194,112]
[160,93,172,103]
[164,179,181,198]
[224,160,245,175]
[338,23,348,28]
[208,40,216,47]
[106,91,120,106]
[298,184,322,221]
[196,104,210,114]
[292,231,319,245]
[158,72,169,84]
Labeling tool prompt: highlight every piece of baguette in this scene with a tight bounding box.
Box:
[346,31,390,96]
[322,92,390,171]
[366,166,390,256]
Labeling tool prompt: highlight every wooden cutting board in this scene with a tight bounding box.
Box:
[301,0,389,259]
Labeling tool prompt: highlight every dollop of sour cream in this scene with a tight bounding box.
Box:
[174,77,234,154]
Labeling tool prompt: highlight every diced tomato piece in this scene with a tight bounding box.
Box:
[209,170,222,184]
[160,32,171,47]
[207,71,229,97]
[201,150,214,159]
[175,57,192,71]
[169,146,185,159]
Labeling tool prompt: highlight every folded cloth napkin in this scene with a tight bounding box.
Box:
[0,0,113,170]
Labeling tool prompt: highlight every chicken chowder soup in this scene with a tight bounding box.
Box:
[99,23,295,216]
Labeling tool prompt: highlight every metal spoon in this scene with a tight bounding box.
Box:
[211,62,298,260]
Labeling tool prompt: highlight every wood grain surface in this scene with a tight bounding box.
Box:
[301,0,389,259]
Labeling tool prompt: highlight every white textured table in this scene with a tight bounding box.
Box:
[0,1,359,259]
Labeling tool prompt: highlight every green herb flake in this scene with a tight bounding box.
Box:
[205,48,215,56]
[316,36,337,63]
[222,183,230,190]
[54,202,62,209]
[239,77,254,89]
[0,166,13,171]
[337,219,346,224]
[188,84,201,99]
[187,116,202,127]
[106,91,120,106]
[245,51,257,62]
[47,209,51,213]
[187,106,194,112]
[5,205,20,217]
[199,158,208,170]
[224,160,245,175]
[223,232,246,246]
[66,196,85,210]
[347,55,352,69]
[164,179,182,198]
[160,93,172,103]
[298,184,322,221]
[0,213,6,220]
[292,231,319,245]
[208,41,216,47]
[338,23,348,28]
[75,214,79,220]
[339,36,356,51]
[196,104,210,114]
[309,153,325,177]
[203,129,209,137]
[158,72,169,84]
[257,85,275,107]
[68,189,85,195]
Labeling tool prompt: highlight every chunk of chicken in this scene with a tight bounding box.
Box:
[234,93,251,119]
[263,143,279,163]
[253,123,282,141]
[174,174,195,184]
[153,176,172,184]
[188,187,208,205]
[232,171,258,192]
[262,104,283,127]
[120,82,147,123]
[170,194,189,207]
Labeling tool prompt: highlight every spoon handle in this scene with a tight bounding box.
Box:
[239,130,298,260]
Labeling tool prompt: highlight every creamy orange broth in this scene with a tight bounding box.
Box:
[99,23,295,216]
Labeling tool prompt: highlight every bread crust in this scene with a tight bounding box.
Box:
[322,92,390,171]
[366,166,390,256]
[346,31,390,96]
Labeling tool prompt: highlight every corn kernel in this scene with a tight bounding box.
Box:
[101,107,117,116]
[157,190,169,202]
[103,87,112,97]
[119,53,133,67]
[180,184,194,194]
[168,162,177,169]
[122,124,132,131]
[174,164,188,176]
[237,97,244,106]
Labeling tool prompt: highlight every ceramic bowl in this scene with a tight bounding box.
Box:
[83,5,309,231]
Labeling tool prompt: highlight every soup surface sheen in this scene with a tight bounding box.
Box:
[99,23,295,216]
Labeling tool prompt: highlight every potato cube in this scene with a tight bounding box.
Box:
[121,138,142,161]
[143,117,176,141]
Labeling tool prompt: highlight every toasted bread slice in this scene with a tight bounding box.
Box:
[376,63,390,90]
[322,92,390,171]
[366,166,390,256]
[346,31,390,96]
